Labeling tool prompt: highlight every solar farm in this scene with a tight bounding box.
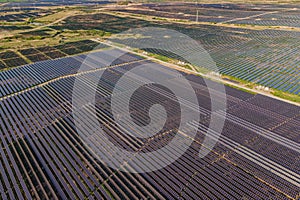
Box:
[0,46,299,199]
[45,8,300,96]
[111,3,300,25]
[0,40,107,69]
[0,1,299,200]
[102,6,300,95]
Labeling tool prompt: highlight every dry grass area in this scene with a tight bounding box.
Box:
[36,10,79,23]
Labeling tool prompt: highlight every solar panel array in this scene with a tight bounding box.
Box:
[0,48,299,199]
[0,11,50,22]
[97,7,300,95]
[0,40,108,70]
[111,3,300,26]
[0,51,28,69]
